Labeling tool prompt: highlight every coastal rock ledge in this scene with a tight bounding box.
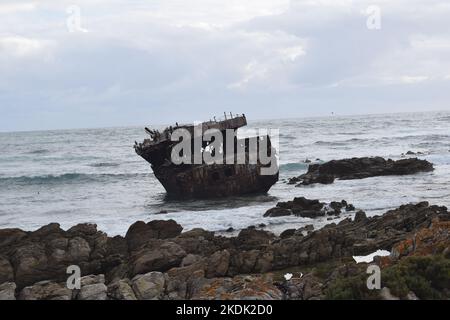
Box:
[0,202,449,300]
[289,157,434,186]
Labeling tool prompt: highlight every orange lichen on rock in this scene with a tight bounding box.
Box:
[391,218,450,260]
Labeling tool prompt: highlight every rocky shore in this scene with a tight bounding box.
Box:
[0,201,448,300]
[289,157,434,186]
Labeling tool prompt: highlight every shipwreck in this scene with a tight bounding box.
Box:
[134,114,279,198]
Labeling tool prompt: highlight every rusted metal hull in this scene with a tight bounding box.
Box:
[135,115,279,198]
[153,163,279,198]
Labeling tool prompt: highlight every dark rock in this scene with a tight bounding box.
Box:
[125,220,183,251]
[206,250,230,277]
[0,228,27,249]
[235,228,274,250]
[132,271,165,300]
[291,157,434,186]
[0,282,16,300]
[264,207,291,217]
[354,210,367,222]
[265,197,356,219]
[107,279,137,300]
[76,274,107,300]
[280,229,296,239]
[67,223,98,236]
[0,255,14,284]
[165,261,206,299]
[130,240,186,276]
[147,220,183,239]
[19,280,72,300]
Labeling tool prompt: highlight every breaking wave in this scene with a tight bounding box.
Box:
[0,173,149,186]
[279,162,309,172]
[26,149,50,155]
[88,162,121,168]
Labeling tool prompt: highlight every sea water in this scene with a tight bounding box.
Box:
[0,111,449,236]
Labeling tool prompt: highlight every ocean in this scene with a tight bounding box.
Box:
[1,111,449,236]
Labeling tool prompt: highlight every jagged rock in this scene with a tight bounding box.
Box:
[19,280,72,300]
[0,255,14,284]
[282,274,323,300]
[132,271,165,300]
[234,228,274,250]
[354,210,367,223]
[165,261,207,299]
[0,282,16,300]
[67,223,98,236]
[0,228,27,249]
[131,240,186,276]
[76,274,107,300]
[263,207,291,217]
[280,229,296,239]
[11,243,49,289]
[30,223,63,239]
[291,157,434,186]
[206,250,230,277]
[173,228,221,257]
[125,220,183,251]
[265,197,356,218]
[192,275,282,300]
[107,279,137,300]
[379,287,400,300]
[68,237,91,261]
[181,254,202,267]
[0,201,447,300]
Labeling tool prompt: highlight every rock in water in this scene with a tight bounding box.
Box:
[289,157,434,186]
[264,197,356,218]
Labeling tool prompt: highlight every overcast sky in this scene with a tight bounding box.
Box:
[1,0,449,131]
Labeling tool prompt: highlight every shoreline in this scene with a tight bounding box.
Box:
[1,200,448,300]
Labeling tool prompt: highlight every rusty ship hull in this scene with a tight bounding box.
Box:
[135,115,279,198]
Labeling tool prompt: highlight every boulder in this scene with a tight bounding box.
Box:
[235,229,274,250]
[181,254,202,267]
[76,275,107,300]
[131,241,186,276]
[0,228,27,249]
[11,243,49,288]
[290,157,434,186]
[264,197,356,219]
[0,255,14,284]
[125,220,183,251]
[132,271,165,300]
[0,282,16,300]
[19,280,72,300]
[68,237,91,261]
[192,275,282,300]
[107,279,137,300]
[263,207,291,217]
[206,250,230,278]
[165,261,206,299]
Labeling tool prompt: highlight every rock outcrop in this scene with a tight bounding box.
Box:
[264,197,356,218]
[289,157,434,186]
[0,201,448,300]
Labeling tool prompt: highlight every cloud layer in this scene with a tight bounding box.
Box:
[1,0,449,131]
